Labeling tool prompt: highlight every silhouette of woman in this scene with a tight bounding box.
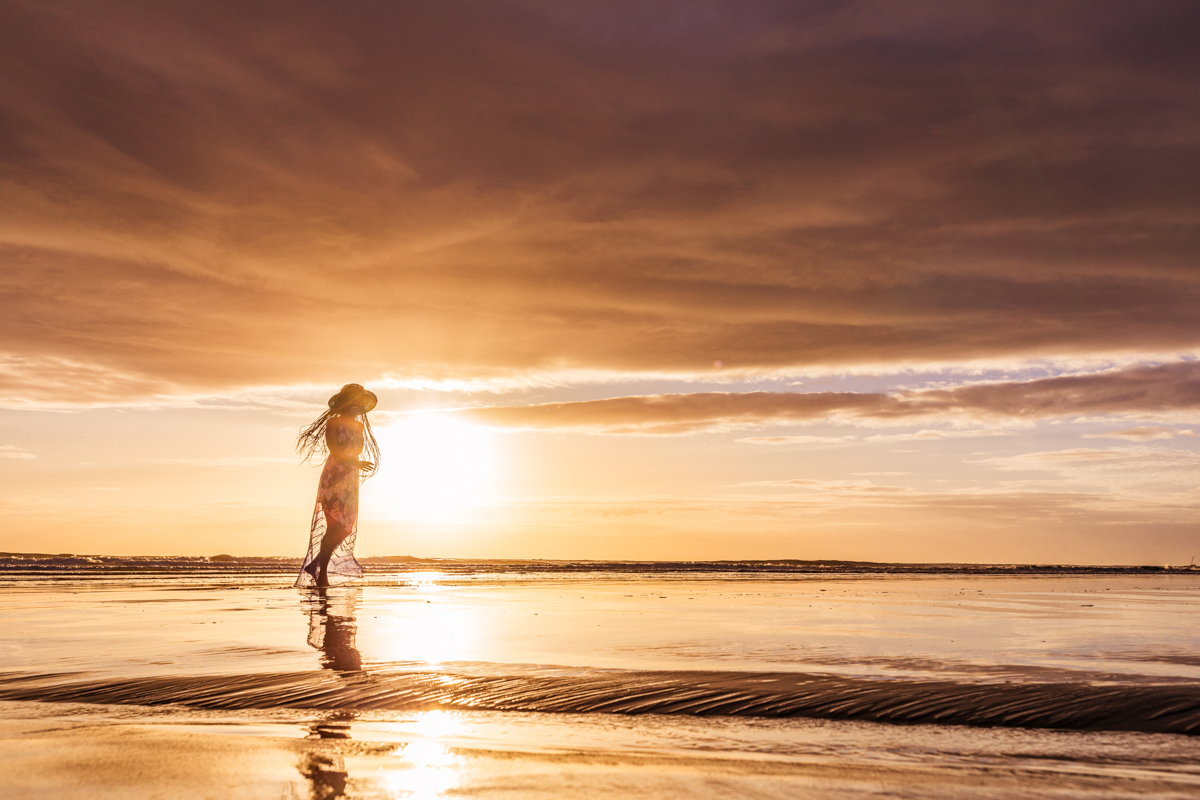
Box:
[295,384,380,587]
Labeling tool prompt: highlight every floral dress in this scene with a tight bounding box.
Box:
[295,417,365,587]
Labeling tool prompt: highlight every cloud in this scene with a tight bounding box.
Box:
[725,478,1153,521]
[1010,449,1126,463]
[743,478,912,494]
[738,435,858,445]
[979,446,1200,491]
[865,429,1015,443]
[461,360,1200,433]
[464,390,887,434]
[901,362,1200,420]
[0,2,1199,401]
[1082,426,1196,441]
[736,429,1014,445]
[0,445,34,460]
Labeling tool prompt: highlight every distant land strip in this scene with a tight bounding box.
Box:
[0,554,1197,576]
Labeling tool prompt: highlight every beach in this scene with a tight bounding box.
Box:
[2,559,1199,798]
[6,1,1200,796]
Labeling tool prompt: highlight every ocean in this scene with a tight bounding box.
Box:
[2,556,1199,798]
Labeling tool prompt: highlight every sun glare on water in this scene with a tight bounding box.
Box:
[364,414,499,524]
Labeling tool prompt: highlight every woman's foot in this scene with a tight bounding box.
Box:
[316,569,330,588]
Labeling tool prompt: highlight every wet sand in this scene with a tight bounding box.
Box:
[2,568,1199,797]
[5,703,1200,799]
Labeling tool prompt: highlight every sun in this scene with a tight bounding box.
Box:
[362,413,499,524]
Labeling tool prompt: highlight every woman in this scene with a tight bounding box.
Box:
[295,384,380,587]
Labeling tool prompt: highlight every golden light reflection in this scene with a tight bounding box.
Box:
[367,598,476,665]
[380,741,461,800]
[402,571,447,590]
[411,710,461,739]
[364,414,498,524]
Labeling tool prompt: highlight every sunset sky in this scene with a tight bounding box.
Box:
[2,1,1198,563]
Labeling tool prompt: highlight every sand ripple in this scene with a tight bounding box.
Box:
[2,668,1198,735]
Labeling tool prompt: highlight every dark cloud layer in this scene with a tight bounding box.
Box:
[462,361,1200,433]
[1,1,1198,396]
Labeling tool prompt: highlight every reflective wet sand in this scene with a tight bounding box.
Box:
[5,572,1200,681]
[2,570,1199,798]
[5,704,1200,799]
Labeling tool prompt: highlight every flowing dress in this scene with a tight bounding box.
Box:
[295,417,365,587]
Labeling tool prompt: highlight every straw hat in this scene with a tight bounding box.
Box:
[328,383,377,413]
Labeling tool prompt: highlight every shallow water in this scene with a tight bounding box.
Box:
[2,566,1200,798]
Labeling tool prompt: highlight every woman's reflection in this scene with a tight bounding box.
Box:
[308,586,363,672]
[299,587,363,799]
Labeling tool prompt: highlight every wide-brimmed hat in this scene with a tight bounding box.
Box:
[328,383,377,413]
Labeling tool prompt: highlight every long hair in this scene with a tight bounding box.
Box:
[297,385,381,480]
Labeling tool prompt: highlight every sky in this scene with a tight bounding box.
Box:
[1,0,1198,563]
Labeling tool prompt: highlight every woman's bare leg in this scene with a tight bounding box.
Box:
[315,518,352,588]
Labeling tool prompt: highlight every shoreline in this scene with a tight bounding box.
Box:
[2,553,1198,576]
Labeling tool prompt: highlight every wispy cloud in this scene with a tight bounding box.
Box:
[865,429,1015,443]
[1082,427,1196,441]
[979,446,1200,491]
[461,361,1200,434]
[0,445,35,460]
[738,435,858,445]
